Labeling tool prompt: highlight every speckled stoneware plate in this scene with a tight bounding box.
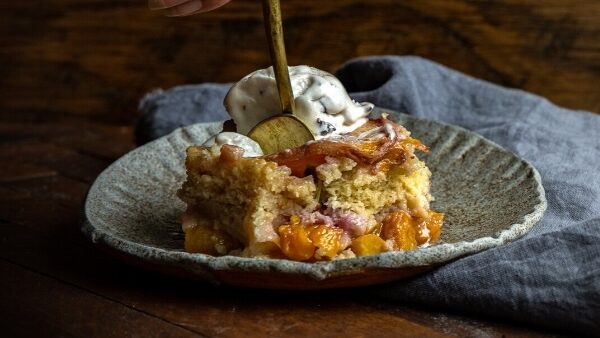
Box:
[83,109,546,289]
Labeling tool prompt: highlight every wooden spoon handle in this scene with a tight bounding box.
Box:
[262,0,295,115]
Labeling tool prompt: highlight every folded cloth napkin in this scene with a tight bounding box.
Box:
[136,56,600,334]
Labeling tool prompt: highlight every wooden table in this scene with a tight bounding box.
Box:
[1,1,597,336]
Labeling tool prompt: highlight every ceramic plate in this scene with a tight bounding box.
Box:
[82,109,546,289]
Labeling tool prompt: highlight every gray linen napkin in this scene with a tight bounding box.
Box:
[136,56,600,334]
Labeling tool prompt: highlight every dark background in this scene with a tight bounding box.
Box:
[1,1,598,337]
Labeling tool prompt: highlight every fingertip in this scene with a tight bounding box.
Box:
[185,0,231,15]
[158,0,231,17]
[164,0,204,17]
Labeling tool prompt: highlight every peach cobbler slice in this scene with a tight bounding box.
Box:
[178,117,443,261]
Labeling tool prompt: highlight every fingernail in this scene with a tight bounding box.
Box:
[165,0,203,17]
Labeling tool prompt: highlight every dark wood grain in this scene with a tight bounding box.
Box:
[0,260,204,338]
[1,0,595,337]
[1,0,598,121]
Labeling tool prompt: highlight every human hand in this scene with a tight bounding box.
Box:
[149,0,232,17]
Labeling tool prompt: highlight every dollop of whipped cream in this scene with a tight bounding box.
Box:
[224,65,374,139]
[203,132,263,157]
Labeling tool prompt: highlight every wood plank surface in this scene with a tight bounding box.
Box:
[1,0,598,120]
[1,0,596,337]
[0,260,203,338]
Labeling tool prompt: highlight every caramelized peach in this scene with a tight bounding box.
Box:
[351,234,387,256]
[184,226,241,255]
[277,215,344,261]
[278,216,316,261]
[382,211,418,250]
[424,211,444,242]
[308,224,343,259]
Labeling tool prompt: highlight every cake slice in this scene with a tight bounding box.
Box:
[178,116,443,260]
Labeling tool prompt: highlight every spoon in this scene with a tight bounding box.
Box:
[248,0,315,156]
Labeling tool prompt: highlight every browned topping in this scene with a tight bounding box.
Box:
[219,144,245,163]
[266,117,428,177]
